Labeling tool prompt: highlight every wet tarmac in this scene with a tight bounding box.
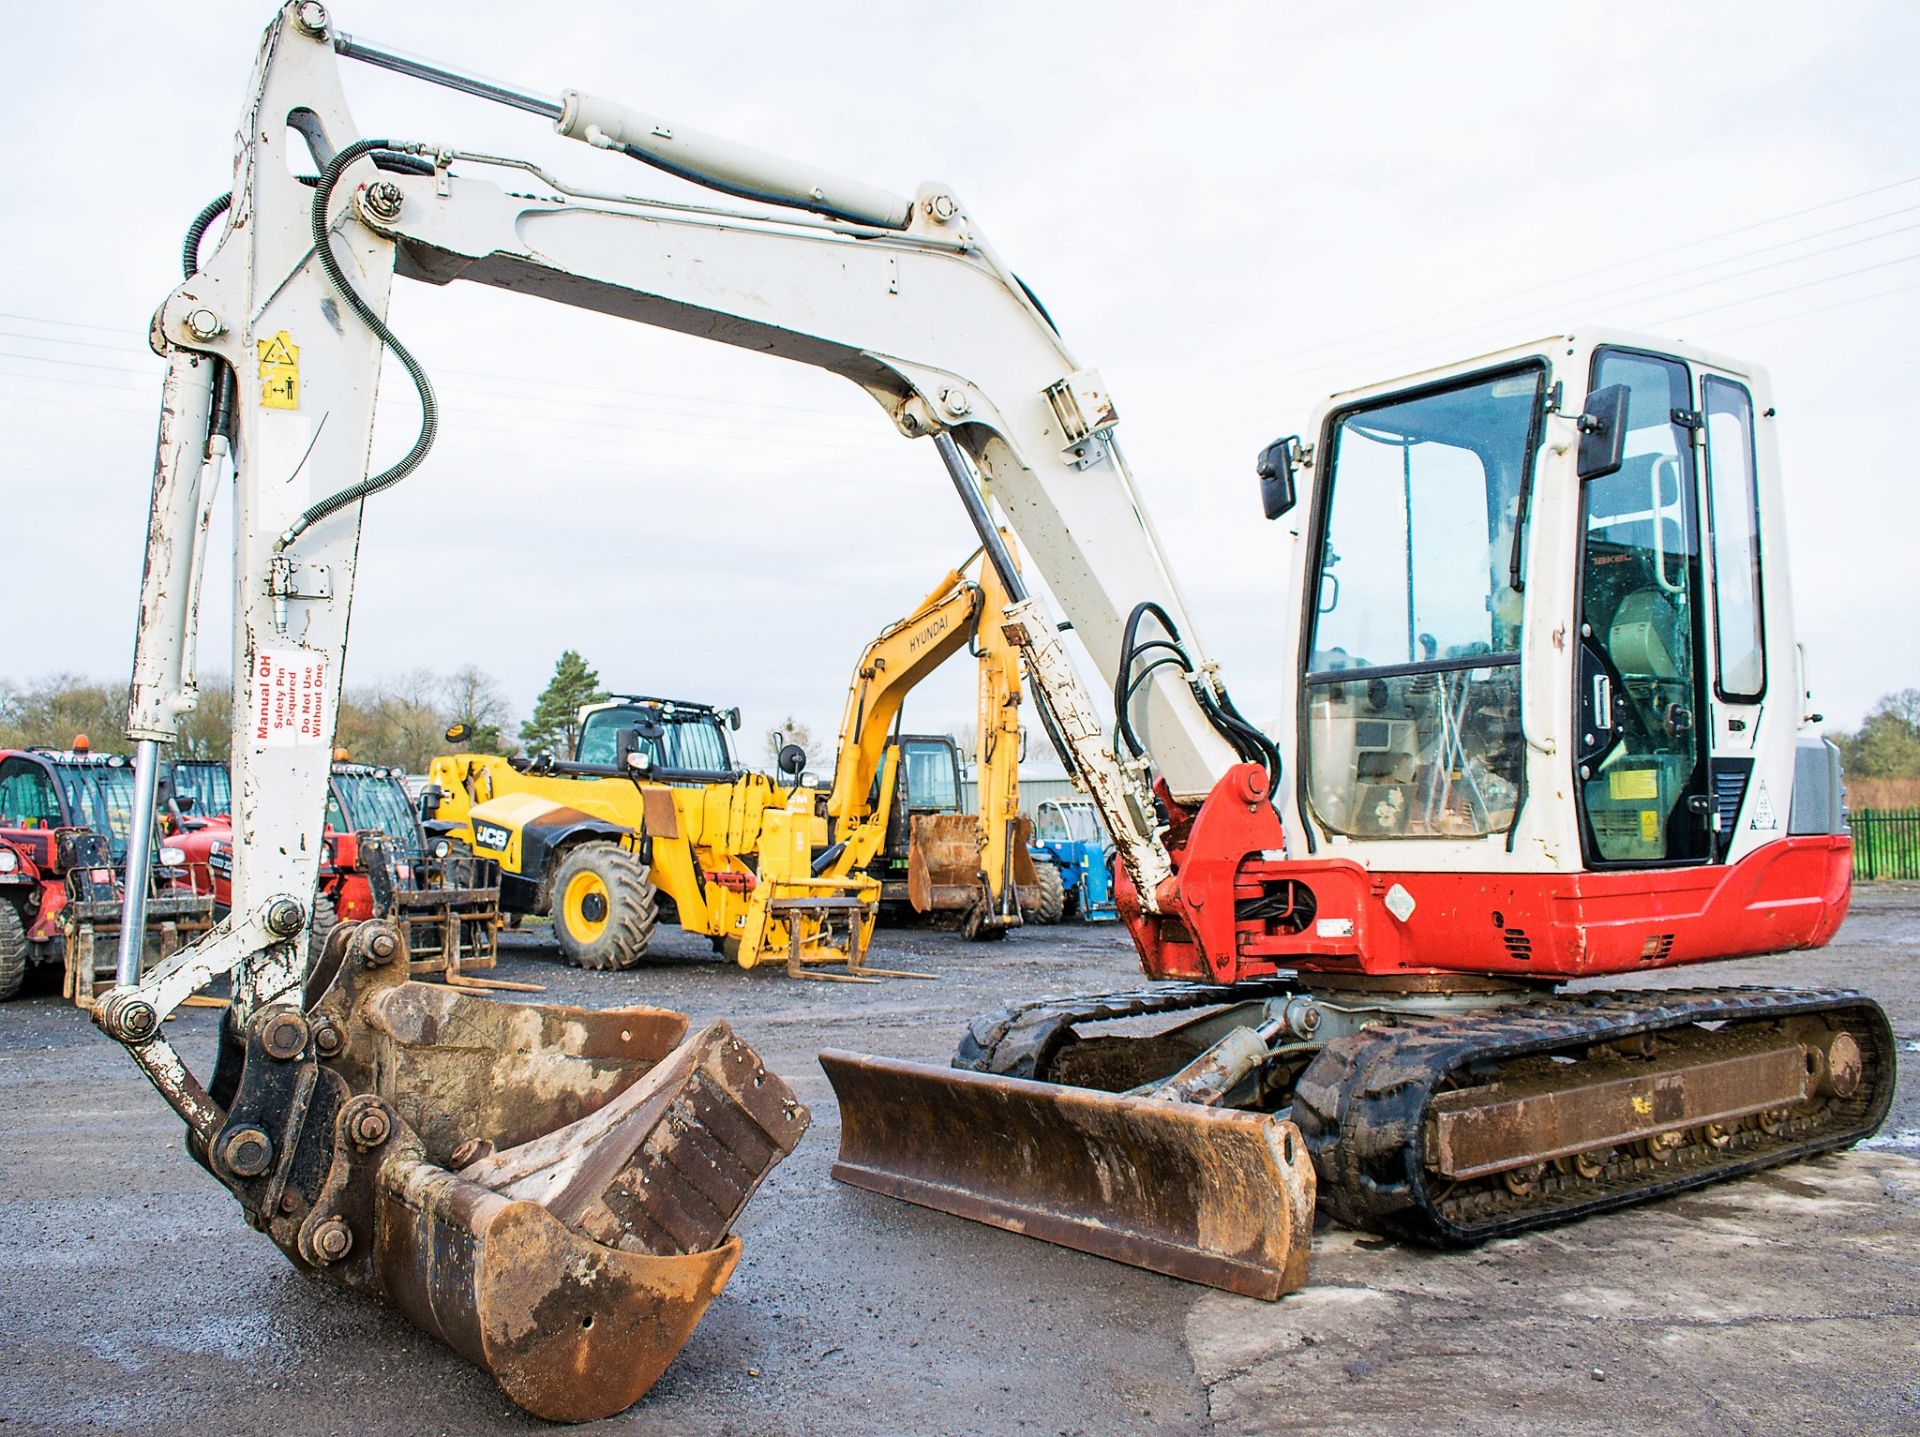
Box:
[2,886,1914,1435]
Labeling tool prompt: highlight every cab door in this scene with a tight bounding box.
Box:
[1574,348,1713,866]
[1695,370,1771,852]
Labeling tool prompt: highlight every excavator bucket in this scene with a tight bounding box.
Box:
[906,813,991,914]
[820,1050,1312,1299]
[205,921,809,1422]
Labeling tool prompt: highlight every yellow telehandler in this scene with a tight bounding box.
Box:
[424,699,883,977]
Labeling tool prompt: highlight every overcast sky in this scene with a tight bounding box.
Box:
[3,1,1916,763]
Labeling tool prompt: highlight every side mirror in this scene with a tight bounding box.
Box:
[777,743,808,780]
[1576,384,1629,480]
[1256,435,1301,520]
[445,721,471,745]
[174,793,196,814]
[419,784,445,819]
[726,707,743,732]
[615,727,654,776]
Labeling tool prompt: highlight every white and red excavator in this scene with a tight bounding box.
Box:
[105,3,1890,1418]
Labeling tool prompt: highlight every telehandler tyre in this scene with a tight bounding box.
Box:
[309,890,339,965]
[552,842,658,970]
[0,901,28,1001]
[1029,860,1066,926]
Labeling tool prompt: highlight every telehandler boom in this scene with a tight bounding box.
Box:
[110,7,1892,1410]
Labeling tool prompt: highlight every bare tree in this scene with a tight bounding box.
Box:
[0,674,126,751]
[443,665,516,754]
[766,714,829,773]
[0,666,522,774]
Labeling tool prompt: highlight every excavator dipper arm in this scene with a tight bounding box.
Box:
[106,11,816,1417]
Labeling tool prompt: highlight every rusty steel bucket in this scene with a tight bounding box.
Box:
[204,921,808,1421]
[819,1050,1312,1299]
[906,813,989,913]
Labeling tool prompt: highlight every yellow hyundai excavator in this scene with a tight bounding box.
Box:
[105,6,1892,1418]
[815,547,1051,939]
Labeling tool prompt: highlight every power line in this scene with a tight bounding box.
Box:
[1648,250,1920,327]
[0,307,896,429]
[1152,171,1920,395]
[1163,224,1920,413]
[1694,278,1920,340]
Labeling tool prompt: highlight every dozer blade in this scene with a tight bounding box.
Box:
[820,1049,1312,1299]
[204,921,810,1422]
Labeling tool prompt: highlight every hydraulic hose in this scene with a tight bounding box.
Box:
[182,193,232,278]
[1114,600,1282,798]
[1113,601,1188,760]
[277,138,438,550]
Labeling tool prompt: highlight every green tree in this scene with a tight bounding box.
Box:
[520,651,606,760]
[1834,689,1920,780]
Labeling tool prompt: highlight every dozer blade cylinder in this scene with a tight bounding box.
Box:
[820,1050,1312,1299]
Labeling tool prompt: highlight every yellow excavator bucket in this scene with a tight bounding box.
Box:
[205,921,808,1421]
[820,1050,1312,1299]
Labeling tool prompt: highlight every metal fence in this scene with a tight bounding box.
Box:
[1852,808,1920,881]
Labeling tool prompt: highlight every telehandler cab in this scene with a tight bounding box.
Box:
[0,744,214,1004]
[106,4,1890,1416]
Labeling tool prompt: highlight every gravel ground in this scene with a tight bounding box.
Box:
[1,885,1913,1435]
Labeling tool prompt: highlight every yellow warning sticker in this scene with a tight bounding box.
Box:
[1639,809,1661,842]
[1608,767,1659,801]
[258,330,299,409]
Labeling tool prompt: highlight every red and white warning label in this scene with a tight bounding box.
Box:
[250,648,331,748]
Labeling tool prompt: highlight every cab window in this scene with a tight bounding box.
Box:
[901,741,960,810]
[1702,377,1766,699]
[0,759,61,828]
[1574,349,1711,865]
[1302,365,1542,839]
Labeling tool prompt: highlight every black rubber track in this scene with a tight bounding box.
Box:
[954,978,1295,1079]
[954,979,1896,1249]
[1292,986,1896,1246]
